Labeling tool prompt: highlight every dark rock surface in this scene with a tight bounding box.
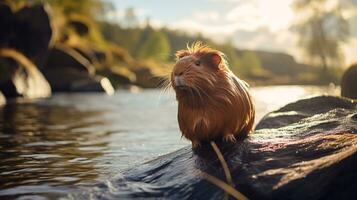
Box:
[44,45,95,74]
[43,68,114,94]
[0,3,52,68]
[341,64,357,99]
[0,3,115,94]
[0,3,13,47]
[0,49,51,98]
[42,45,114,94]
[71,96,357,200]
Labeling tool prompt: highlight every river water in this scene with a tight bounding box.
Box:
[0,85,339,199]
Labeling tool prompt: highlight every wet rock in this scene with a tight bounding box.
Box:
[99,67,136,88]
[70,75,114,95]
[71,96,357,200]
[44,45,95,74]
[43,68,114,95]
[0,49,51,98]
[42,45,114,94]
[0,92,5,106]
[341,64,357,99]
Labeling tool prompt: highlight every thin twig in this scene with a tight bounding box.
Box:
[210,141,233,186]
[199,171,249,200]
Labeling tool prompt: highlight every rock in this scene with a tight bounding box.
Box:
[73,47,101,67]
[132,67,159,88]
[109,44,133,64]
[341,64,357,99]
[42,68,114,95]
[0,48,51,98]
[42,45,114,94]
[131,62,163,88]
[0,3,52,68]
[99,67,136,88]
[44,45,95,74]
[0,3,14,47]
[68,20,89,36]
[70,96,357,200]
[0,92,5,106]
[71,75,114,95]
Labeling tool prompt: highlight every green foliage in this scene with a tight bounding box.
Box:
[47,0,108,17]
[239,51,263,77]
[123,7,138,28]
[136,28,171,62]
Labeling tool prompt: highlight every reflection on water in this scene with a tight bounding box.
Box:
[0,103,108,198]
[0,86,339,199]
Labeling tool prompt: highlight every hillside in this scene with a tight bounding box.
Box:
[101,21,332,86]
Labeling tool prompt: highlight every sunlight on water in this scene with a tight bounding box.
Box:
[251,85,339,123]
[0,86,339,199]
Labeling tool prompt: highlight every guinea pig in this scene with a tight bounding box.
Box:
[171,42,255,148]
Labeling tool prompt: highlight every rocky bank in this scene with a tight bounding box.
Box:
[70,96,357,200]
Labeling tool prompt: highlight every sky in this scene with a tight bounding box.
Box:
[106,0,357,66]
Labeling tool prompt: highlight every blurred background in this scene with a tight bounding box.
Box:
[1,0,356,91]
[0,0,355,199]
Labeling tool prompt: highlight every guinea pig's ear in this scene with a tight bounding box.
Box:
[204,52,222,69]
[211,53,222,67]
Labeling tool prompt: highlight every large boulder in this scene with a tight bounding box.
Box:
[0,3,52,68]
[0,91,5,106]
[43,68,114,95]
[0,48,51,98]
[0,3,14,47]
[99,67,136,88]
[42,45,114,94]
[44,45,95,74]
[70,96,357,199]
[341,64,357,99]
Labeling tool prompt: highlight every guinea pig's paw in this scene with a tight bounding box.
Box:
[223,134,237,143]
[191,140,201,148]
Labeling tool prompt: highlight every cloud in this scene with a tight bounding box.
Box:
[192,11,220,22]
[108,0,357,66]
[232,27,296,52]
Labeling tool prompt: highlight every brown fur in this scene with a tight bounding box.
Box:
[171,42,255,147]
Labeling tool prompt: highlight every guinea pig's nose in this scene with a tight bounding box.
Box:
[174,75,185,87]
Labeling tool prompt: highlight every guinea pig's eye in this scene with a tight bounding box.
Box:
[194,60,201,66]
